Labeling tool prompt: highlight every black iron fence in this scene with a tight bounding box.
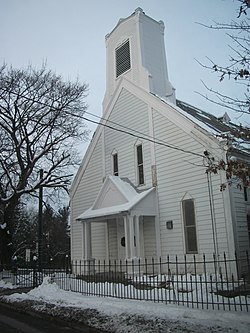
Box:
[0,252,249,312]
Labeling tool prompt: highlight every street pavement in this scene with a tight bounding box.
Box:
[0,289,107,333]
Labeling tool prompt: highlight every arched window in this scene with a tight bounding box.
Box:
[247,215,250,244]
[112,151,119,176]
[136,143,144,185]
[182,198,198,253]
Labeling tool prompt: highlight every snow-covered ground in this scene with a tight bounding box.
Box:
[1,277,250,333]
[2,268,249,311]
[0,279,16,289]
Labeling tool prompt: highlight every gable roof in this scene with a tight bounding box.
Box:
[71,77,250,197]
[76,175,155,221]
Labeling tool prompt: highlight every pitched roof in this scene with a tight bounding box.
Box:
[176,100,236,134]
[76,175,155,221]
[71,78,250,197]
[175,99,250,155]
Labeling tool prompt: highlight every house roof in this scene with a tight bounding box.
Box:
[76,175,156,221]
[176,100,235,135]
[175,99,250,155]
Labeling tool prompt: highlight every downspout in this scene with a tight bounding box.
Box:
[206,172,219,259]
[148,106,161,258]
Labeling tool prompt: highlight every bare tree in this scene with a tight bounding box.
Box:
[197,0,249,116]
[0,64,89,264]
[197,0,250,187]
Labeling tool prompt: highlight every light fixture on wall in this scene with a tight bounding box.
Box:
[166,220,173,230]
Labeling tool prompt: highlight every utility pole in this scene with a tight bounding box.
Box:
[38,169,43,271]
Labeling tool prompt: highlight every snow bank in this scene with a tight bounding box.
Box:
[3,277,250,333]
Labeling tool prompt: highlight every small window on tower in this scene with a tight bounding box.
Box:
[116,40,131,78]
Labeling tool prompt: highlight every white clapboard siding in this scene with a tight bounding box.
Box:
[71,136,103,260]
[230,183,250,258]
[91,222,107,260]
[143,217,157,258]
[108,219,118,260]
[104,88,152,186]
[152,108,230,257]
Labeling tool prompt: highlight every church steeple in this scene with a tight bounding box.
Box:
[103,8,175,110]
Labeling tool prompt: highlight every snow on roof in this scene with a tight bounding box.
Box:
[108,175,138,201]
[176,100,236,134]
[77,176,155,221]
[176,100,250,154]
[151,94,250,154]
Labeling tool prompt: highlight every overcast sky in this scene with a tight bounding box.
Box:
[0,0,245,153]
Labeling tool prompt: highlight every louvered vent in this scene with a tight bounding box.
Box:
[116,40,131,77]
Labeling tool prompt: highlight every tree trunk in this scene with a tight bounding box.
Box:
[0,197,19,265]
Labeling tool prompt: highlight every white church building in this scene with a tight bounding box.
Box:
[70,8,250,271]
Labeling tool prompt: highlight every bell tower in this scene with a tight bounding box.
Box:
[103,8,175,110]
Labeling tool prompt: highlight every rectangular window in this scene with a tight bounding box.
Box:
[247,215,250,244]
[136,144,144,185]
[182,199,198,253]
[116,40,131,77]
[244,186,248,201]
[113,153,118,176]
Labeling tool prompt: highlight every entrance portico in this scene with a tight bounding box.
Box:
[76,176,158,263]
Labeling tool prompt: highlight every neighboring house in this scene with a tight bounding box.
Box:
[70,8,250,274]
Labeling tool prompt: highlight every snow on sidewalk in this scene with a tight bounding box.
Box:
[1,277,250,333]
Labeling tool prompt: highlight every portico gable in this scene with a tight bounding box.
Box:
[76,175,157,261]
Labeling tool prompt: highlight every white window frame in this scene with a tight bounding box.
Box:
[111,150,119,176]
[244,186,249,202]
[136,143,145,186]
[247,215,250,245]
[182,198,198,254]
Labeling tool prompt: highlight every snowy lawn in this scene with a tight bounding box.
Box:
[0,279,17,289]
[53,271,249,311]
[1,277,250,333]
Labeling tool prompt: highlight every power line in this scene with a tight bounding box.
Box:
[83,112,203,158]
[0,87,204,158]
[85,110,190,152]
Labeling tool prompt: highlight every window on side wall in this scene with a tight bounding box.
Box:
[244,174,250,202]
[112,153,118,176]
[136,144,144,185]
[247,215,250,244]
[182,199,198,254]
[116,40,131,78]
[244,186,249,202]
